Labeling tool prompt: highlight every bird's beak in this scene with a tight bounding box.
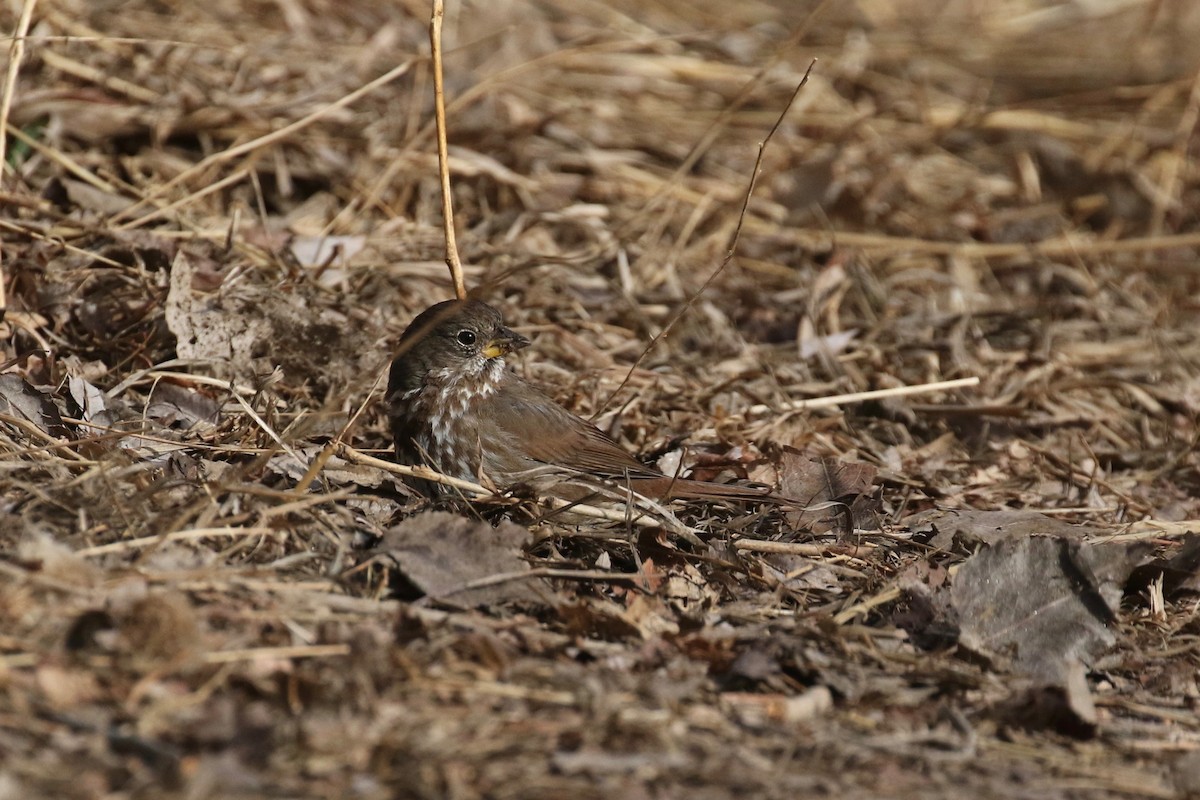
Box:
[482,327,530,359]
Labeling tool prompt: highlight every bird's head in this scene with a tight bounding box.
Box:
[388,299,530,395]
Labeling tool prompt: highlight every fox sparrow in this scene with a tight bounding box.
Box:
[386,299,773,502]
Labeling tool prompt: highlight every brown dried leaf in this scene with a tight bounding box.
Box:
[721,687,833,728]
[777,448,878,532]
[558,594,676,641]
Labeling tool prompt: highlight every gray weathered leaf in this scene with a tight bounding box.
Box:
[0,374,69,439]
[144,382,221,430]
[371,512,549,608]
[68,375,113,426]
[952,535,1150,683]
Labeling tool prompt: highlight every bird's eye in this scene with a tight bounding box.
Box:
[456,329,477,346]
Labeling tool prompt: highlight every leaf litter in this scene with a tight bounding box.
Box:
[0,1,1199,798]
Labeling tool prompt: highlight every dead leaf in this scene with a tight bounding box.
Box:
[67,374,112,426]
[144,382,221,430]
[371,511,544,608]
[1126,533,1200,597]
[776,448,878,532]
[165,251,275,375]
[164,249,376,391]
[35,664,102,709]
[0,374,69,439]
[42,176,136,216]
[798,328,859,361]
[266,446,394,490]
[64,371,193,464]
[557,597,645,641]
[760,553,841,594]
[951,535,1151,682]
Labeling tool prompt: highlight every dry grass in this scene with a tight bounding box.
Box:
[2,0,1200,797]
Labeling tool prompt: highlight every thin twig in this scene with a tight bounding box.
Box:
[338,444,693,534]
[601,59,817,411]
[227,390,307,470]
[3,123,122,194]
[430,0,468,300]
[116,167,252,231]
[436,567,646,598]
[203,644,351,664]
[109,364,286,401]
[293,366,388,494]
[0,0,37,181]
[751,225,1200,258]
[76,526,280,557]
[0,0,40,320]
[832,586,902,625]
[733,539,877,557]
[40,49,160,103]
[1149,67,1200,239]
[339,443,496,495]
[742,376,980,417]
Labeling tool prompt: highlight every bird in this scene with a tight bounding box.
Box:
[385,298,776,503]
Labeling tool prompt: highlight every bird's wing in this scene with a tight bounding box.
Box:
[489,381,660,479]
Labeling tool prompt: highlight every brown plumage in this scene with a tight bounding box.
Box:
[386,299,774,502]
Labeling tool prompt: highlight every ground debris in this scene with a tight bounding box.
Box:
[0,1,1198,797]
[951,533,1151,682]
[368,511,548,607]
